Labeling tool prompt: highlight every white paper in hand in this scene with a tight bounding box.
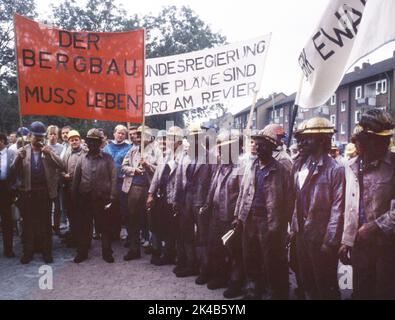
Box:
[221,229,235,246]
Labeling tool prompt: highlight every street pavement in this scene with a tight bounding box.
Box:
[1,233,351,300]
[0,235,227,300]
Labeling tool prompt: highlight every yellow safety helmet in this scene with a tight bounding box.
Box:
[296,117,336,135]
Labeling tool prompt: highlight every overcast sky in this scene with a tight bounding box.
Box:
[36,0,395,114]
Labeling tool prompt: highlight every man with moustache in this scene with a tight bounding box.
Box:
[12,121,64,264]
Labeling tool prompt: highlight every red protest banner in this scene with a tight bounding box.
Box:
[14,14,144,123]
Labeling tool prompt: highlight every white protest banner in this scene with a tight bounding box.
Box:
[144,34,271,116]
[297,0,395,108]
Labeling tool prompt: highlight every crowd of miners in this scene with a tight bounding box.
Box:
[0,108,395,300]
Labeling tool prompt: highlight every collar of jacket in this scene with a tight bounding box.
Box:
[71,147,84,154]
[86,151,104,159]
[252,157,277,173]
[166,145,184,160]
[350,151,393,173]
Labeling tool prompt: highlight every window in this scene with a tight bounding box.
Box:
[355,110,362,123]
[340,123,345,134]
[275,109,280,118]
[280,108,284,117]
[330,94,336,105]
[341,101,346,112]
[355,86,362,99]
[376,79,388,94]
[330,114,336,126]
[285,115,288,123]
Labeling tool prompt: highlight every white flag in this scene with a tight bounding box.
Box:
[298,0,395,108]
[144,34,271,116]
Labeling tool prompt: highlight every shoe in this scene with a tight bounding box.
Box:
[123,251,141,261]
[156,255,175,266]
[59,223,68,230]
[74,253,88,263]
[173,265,184,274]
[142,240,150,248]
[195,274,210,285]
[207,278,228,290]
[175,267,198,278]
[4,251,15,258]
[120,228,128,240]
[93,233,101,240]
[150,255,162,266]
[43,254,53,264]
[223,284,243,299]
[144,245,153,254]
[103,254,115,263]
[20,254,33,264]
[242,289,261,300]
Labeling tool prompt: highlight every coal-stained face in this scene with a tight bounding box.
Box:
[256,138,275,162]
[296,134,321,158]
[355,132,390,161]
[31,135,44,149]
[86,138,101,154]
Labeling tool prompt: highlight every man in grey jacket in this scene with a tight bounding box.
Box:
[339,109,395,299]
[122,126,157,261]
[203,130,243,298]
[146,126,185,267]
[291,117,345,300]
[173,122,214,279]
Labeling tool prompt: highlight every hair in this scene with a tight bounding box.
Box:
[61,125,72,131]
[10,131,17,136]
[114,125,128,134]
[129,126,138,131]
[47,125,59,136]
[0,132,7,144]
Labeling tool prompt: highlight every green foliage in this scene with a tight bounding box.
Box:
[0,0,36,90]
[0,0,226,134]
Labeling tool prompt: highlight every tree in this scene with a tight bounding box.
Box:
[51,0,139,32]
[0,0,36,132]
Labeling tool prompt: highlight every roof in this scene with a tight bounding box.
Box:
[340,56,395,86]
[275,92,297,106]
[234,93,286,117]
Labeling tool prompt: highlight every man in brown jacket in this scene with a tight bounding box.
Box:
[339,109,395,299]
[72,129,117,263]
[147,126,185,267]
[12,121,65,264]
[203,130,243,297]
[291,117,345,300]
[235,126,293,300]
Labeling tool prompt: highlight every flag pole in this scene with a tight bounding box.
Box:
[287,73,304,148]
[13,14,23,127]
[141,28,146,157]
